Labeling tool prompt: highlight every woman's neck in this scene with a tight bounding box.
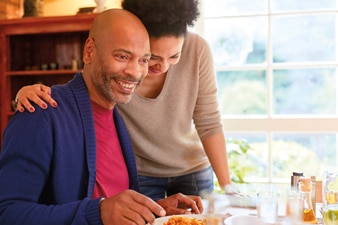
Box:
[136,72,167,98]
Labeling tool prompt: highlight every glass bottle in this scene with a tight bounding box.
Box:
[298,177,317,224]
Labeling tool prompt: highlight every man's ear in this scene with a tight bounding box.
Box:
[83,38,95,64]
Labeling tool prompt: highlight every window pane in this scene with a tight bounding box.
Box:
[217,70,267,115]
[271,0,336,12]
[225,133,268,180]
[204,17,267,66]
[273,68,336,115]
[201,0,338,186]
[227,133,337,181]
[202,0,267,17]
[271,14,336,63]
[271,133,337,179]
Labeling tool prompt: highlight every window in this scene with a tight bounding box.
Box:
[195,0,338,183]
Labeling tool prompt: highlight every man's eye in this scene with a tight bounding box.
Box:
[140,58,149,64]
[115,54,129,61]
[119,55,128,60]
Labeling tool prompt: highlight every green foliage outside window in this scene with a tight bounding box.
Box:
[214,138,325,193]
[214,138,255,193]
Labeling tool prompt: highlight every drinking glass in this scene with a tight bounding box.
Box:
[322,171,338,225]
[257,190,278,224]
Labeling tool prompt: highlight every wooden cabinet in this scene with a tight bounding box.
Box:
[0,13,96,145]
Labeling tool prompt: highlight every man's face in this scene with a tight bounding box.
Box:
[85,26,151,107]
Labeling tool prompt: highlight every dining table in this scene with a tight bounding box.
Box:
[151,193,324,225]
[199,193,324,225]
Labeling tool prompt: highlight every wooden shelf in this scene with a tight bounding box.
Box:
[7,70,80,76]
[0,14,96,145]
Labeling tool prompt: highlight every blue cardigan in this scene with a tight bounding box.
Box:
[0,73,139,225]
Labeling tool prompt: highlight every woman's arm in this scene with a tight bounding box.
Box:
[16,84,57,112]
[202,133,231,189]
[192,35,231,188]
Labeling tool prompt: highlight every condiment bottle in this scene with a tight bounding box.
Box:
[298,177,317,224]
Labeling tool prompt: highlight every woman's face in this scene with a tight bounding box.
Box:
[148,36,184,76]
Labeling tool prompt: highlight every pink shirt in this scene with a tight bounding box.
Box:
[91,101,129,198]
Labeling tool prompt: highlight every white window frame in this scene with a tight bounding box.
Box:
[194,2,338,183]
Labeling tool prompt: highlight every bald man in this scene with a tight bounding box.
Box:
[0,9,202,225]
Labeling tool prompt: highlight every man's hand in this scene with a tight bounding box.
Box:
[156,193,204,215]
[99,189,166,225]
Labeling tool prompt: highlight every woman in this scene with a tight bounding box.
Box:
[15,0,231,200]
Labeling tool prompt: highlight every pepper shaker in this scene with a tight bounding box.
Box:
[291,172,304,189]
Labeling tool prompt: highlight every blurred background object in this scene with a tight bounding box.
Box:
[23,0,43,17]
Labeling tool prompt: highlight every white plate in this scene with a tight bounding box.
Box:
[150,214,203,225]
[149,214,227,225]
[224,215,262,225]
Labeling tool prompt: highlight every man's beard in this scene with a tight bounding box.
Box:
[98,70,141,105]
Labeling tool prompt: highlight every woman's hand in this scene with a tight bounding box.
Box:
[156,193,203,215]
[16,84,57,112]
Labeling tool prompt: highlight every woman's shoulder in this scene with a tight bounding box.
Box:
[182,32,212,60]
[183,32,211,53]
[185,32,208,44]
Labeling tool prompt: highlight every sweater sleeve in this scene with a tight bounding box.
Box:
[0,102,102,225]
[192,34,224,139]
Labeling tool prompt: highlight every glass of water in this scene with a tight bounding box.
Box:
[322,170,338,225]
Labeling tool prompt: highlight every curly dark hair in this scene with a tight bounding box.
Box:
[121,0,199,38]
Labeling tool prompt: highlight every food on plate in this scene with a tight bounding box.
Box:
[162,215,206,225]
[162,215,219,225]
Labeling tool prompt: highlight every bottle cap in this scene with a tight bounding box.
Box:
[293,172,303,176]
[299,177,312,192]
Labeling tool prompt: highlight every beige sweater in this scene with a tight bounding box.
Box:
[117,32,223,177]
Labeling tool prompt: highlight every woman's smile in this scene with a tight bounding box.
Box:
[148,65,164,76]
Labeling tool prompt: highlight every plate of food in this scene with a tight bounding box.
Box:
[149,214,229,225]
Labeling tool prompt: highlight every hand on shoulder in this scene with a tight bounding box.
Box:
[16,84,57,113]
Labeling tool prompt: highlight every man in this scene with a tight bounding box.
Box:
[0,9,202,225]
